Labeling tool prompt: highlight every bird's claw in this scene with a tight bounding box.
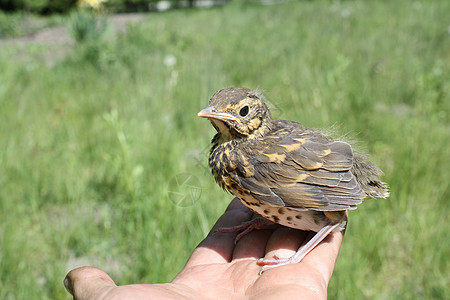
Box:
[214,217,276,244]
[257,255,295,274]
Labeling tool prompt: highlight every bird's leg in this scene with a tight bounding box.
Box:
[257,221,341,274]
[214,217,278,244]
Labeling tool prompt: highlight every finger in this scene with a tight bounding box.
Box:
[232,228,272,261]
[264,228,310,260]
[64,267,116,300]
[302,230,344,284]
[184,198,253,267]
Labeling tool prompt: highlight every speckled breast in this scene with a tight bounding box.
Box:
[209,141,239,190]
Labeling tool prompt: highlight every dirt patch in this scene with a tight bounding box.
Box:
[0,13,147,65]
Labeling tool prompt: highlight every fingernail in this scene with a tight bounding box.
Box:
[64,275,74,295]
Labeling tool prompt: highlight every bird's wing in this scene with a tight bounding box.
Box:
[231,129,366,211]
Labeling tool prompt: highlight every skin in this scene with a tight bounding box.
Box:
[64,198,344,300]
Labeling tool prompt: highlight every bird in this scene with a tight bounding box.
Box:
[198,87,389,273]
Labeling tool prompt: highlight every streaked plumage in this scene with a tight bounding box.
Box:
[198,87,388,273]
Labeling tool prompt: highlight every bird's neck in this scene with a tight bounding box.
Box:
[247,120,272,139]
[211,132,238,151]
[211,119,272,148]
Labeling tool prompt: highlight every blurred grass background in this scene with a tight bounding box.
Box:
[0,0,449,298]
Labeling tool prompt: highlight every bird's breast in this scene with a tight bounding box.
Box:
[209,141,240,190]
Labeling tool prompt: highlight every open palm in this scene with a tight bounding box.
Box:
[65,198,343,299]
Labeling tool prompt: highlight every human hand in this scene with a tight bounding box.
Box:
[64,198,344,299]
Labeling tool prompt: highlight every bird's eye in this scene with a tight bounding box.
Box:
[239,105,249,117]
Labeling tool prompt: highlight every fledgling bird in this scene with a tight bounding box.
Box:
[198,87,389,273]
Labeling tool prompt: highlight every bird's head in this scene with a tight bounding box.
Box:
[198,87,273,141]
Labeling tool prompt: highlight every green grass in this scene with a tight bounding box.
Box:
[0,0,449,298]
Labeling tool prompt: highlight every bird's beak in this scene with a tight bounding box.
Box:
[197,106,240,123]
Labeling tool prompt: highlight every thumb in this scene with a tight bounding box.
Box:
[64,266,116,300]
